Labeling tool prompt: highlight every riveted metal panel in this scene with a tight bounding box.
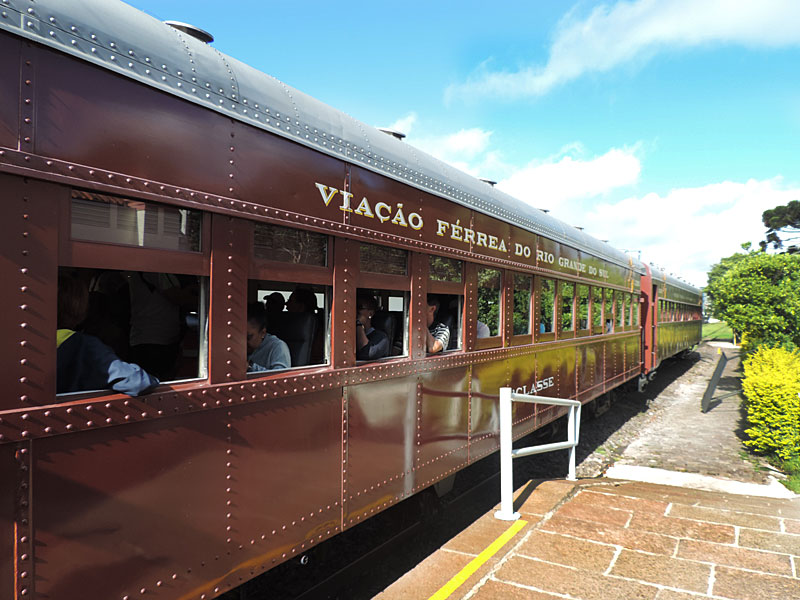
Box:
[506,351,537,437]
[32,411,229,600]
[409,250,428,360]
[344,376,417,526]
[0,444,17,600]
[530,346,573,430]
[416,367,470,488]
[232,119,347,221]
[332,237,358,369]
[0,173,59,411]
[0,32,20,149]
[577,340,604,401]
[34,46,235,198]
[225,389,342,581]
[470,209,513,263]
[463,261,478,350]
[209,214,248,384]
[469,358,506,462]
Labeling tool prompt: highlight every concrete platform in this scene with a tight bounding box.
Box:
[376,478,800,600]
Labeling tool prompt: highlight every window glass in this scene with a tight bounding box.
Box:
[360,243,408,275]
[254,222,327,266]
[429,256,463,282]
[604,290,614,332]
[635,296,641,326]
[626,294,633,326]
[617,291,625,327]
[561,282,574,332]
[249,281,330,368]
[591,287,603,329]
[71,190,202,252]
[57,267,208,395]
[513,274,532,335]
[577,284,589,330]
[539,278,555,334]
[477,267,502,337]
[356,289,408,360]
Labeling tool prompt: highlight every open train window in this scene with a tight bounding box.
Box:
[356,288,408,360]
[591,287,603,334]
[617,291,625,328]
[249,222,332,372]
[537,277,556,341]
[560,281,575,336]
[56,267,209,396]
[428,255,464,352]
[248,280,330,369]
[511,273,532,346]
[476,267,502,348]
[577,284,590,334]
[58,190,211,398]
[604,289,614,333]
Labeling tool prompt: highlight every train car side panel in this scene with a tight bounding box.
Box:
[507,352,537,438]
[0,174,59,411]
[32,413,230,600]
[0,444,18,600]
[468,360,505,462]
[0,33,19,149]
[34,47,235,197]
[416,367,471,489]
[227,389,344,576]
[577,340,604,402]
[344,377,418,525]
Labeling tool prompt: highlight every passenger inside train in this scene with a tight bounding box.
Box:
[56,272,159,396]
[426,295,450,353]
[246,302,291,372]
[355,293,390,361]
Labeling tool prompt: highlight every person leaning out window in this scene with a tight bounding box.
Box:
[355,294,390,361]
[426,295,450,353]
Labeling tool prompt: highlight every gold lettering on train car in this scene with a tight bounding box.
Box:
[315,182,339,206]
[391,204,408,227]
[375,202,392,223]
[464,228,476,244]
[354,197,375,218]
[408,212,423,230]
[436,219,449,236]
[476,232,488,247]
[488,235,499,250]
[339,191,354,212]
[537,249,555,264]
[515,243,532,258]
[451,220,463,241]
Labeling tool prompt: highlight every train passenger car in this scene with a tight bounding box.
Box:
[0,1,702,598]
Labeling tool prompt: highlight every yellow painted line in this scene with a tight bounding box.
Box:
[427,519,528,600]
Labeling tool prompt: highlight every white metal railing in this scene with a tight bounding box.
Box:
[494,387,582,521]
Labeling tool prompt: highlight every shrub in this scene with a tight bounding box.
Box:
[741,346,800,460]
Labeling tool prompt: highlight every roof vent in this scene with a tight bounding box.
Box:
[164,21,214,43]
[479,178,497,187]
[378,128,406,141]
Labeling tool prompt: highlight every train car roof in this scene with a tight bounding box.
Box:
[1,0,685,280]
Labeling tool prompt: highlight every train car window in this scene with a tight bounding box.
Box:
[591,287,603,333]
[355,288,408,359]
[539,278,555,335]
[248,280,330,368]
[617,291,625,328]
[624,294,631,327]
[477,267,502,338]
[253,222,327,266]
[577,284,589,332]
[360,242,408,276]
[604,289,614,332]
[429,255,463,282]
[71,190,202,252]
[561,281,574,333]
[634,295,641,326]
[56,267,209,396]
[513,274,532,336]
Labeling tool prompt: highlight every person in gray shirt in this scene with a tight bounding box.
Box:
[247,302,291,372]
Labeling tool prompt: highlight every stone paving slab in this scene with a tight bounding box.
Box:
[378,479,800,600]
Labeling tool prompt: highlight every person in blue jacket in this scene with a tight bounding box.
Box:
[57,273,159,396]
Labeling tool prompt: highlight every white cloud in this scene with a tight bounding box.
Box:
[408,127,496,176]
[497,146,641,210]
[447,0,800,100]
[385,112,418,136]
[585,178,800,287]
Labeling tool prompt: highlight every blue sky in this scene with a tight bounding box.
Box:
[123,0,800,287]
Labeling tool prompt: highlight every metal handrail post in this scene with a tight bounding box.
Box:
[494,387,520,521]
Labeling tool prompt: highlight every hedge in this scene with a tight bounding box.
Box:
[741,346,800,460]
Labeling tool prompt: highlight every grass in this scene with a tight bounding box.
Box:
[779,457,800,493]
[702,321,733,342]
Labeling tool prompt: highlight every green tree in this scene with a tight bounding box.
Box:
[705,250,800,351]
[761,199,800,254]
[704,248,750,320]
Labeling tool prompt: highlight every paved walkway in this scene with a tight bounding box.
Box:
[378,343,800,599]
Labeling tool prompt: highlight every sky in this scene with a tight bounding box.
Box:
[123,0,800,288]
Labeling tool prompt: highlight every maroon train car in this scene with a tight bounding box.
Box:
[0,1,702,598]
